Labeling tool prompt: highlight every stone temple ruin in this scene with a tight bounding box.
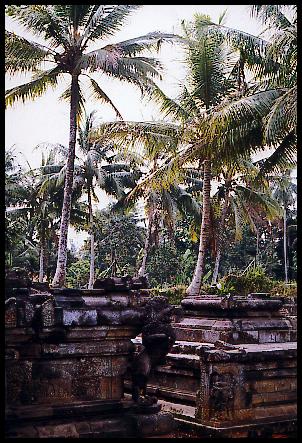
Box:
[130,293,297,437]
[5,275,175,438]
[5,271,297,438]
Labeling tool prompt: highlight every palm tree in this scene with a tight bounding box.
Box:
[40,113,139,287]
[271,170,297,283]
[210,158,282,284]
[93,120,201,278]
[13,146,87,282]
[199,5,297,176]
[148,8,296,294]
[92,8,296,294]
[75,111,139,288]
[5,5,180,287]
[136,180,201,278]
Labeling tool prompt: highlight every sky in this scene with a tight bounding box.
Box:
[5,5,267,248]
[5,5,263,166]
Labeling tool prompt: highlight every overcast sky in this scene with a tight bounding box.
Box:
[5,5,263,167]
[5,5,265,248]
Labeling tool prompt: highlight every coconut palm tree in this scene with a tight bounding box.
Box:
[5,5,181,286]
[39,113,139,287]
[210,158,282,284]
[199,5,297,175]
[91,8,296,294]
[136,179,202,278]
[74,112,139,288]
[145,8,296,294]
[93,120,201,278]
[26,148,87,282]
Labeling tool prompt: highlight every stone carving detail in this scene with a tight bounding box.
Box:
[41,298,55,327]
[131,297,175,405]
[209,371,235,421]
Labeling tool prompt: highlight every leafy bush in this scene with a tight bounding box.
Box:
[147,285,187,305]
[146,267,297,304]
[270,281,297,298]
[66,259,91,288]
[218,266,273,296]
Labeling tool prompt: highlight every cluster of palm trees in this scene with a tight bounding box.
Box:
[5,5,296,292]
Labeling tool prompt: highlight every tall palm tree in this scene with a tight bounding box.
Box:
[75,111,138,288]
[150,13,247,295]
[92,8,296,294]
[5,5,180,286]
[146,8,296,294]
[40,114,139,287]
[199,5,297,175]
[93,120,201,278]
[136,180,201,278]
[25,148,87,282]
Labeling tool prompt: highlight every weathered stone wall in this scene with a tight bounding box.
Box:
[5,278,175,438]
[133,293,297,437]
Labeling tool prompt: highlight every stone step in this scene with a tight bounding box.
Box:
[158,399,196,420]
[146,385,196,404]
[167,353,200,369]
[172,340,213,355]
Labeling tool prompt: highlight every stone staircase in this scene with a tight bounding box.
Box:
[128,294,297,438]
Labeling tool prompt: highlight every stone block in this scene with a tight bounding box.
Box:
[62,309,98,326]
[37,423,79,438]
[41,298,55,327]
[132,412,175,437]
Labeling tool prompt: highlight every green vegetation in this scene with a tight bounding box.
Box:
[5,5,296,295]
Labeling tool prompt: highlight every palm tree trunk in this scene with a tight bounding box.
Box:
[212,192,229,285]
[256,228,259,266]
[138,157,158,278]
[186,159,211,296]
[52,74,79,287]
[39,242,44,283]
[87,187,95,289]
[283,207,288,283]
[137,211,153,277]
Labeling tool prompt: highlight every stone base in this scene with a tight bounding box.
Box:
[176,415,297,438]
[5,400,175,438]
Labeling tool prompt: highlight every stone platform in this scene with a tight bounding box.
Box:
[5,277,175,438]
[128,294,297,438]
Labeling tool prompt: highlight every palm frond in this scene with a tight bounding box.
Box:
[150,85,191,121]
[5,67,62,107]
[88,77,123,119]
[80,5,115,47]
[250,5,292,30]
[257,131,297,175]
[235,185,282,220]
[230,198,243,241]
[193,89,285,156]
[5,30,54,75]
[170,185,201,223]
[111,31,184,56]
[93,120,181,159]
[83,5,141,43]
[6,5,71,48]
[264,86,296,146]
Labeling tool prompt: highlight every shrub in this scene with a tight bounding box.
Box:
[218,266,273,296]
[270,281,297,298]
[147,285,187,305]
[66,259,90,288]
